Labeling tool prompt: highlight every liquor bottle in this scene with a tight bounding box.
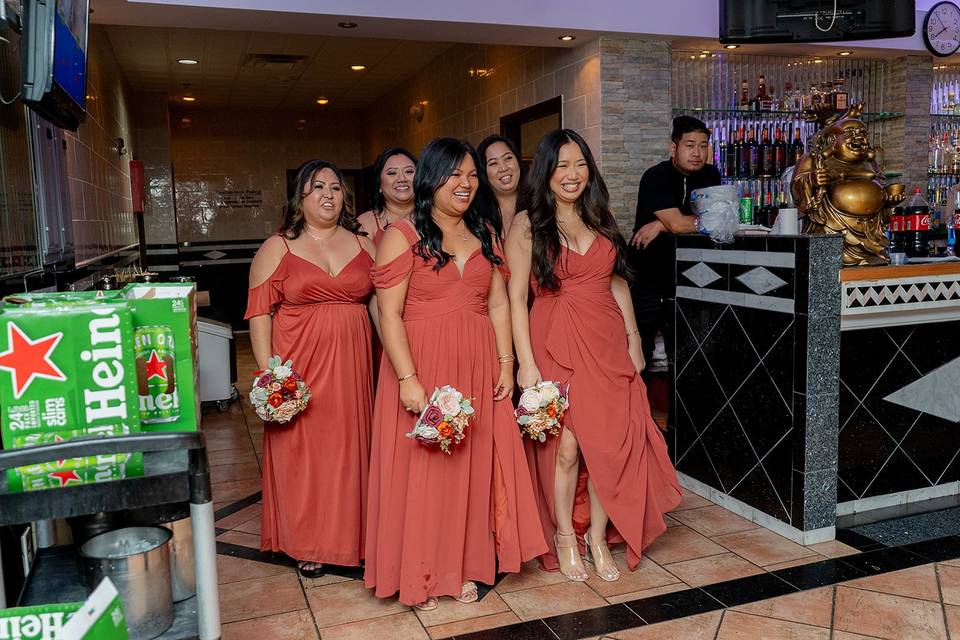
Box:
[717,132,726,175]
[931,131,943,173]
[740,80,750,110]
[904,188,932,258]
[791,127,805,166]
[753,75,770,111]
[726,127,739,178]
[759,126,773,178]
[740,127,752,178]
[781,82,794,111]
[747,127,759,178]
[773,126,787,178]
[834,78,848,111]
[761,83,775,111]
[760,191,775,227]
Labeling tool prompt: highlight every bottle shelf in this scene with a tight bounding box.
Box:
[672,107,904,121]
[929,171,960,177]
[932,113,960,118]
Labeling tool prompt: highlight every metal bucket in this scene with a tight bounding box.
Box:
[79,526,174,640]
[161,517,196,602]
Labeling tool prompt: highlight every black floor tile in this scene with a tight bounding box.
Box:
[543,603,643,639]
[835,528,886,552]
[901,535,960,563]
[772,558,867,590]
[701,572,798,607]
[838,546,928,576]
[213,491,262,520]
[624,587,724,624]
[455,620,557,640]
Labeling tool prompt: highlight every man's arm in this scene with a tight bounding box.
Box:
[654,207,697,233]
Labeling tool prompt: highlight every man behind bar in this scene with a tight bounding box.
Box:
[630,116,721,372]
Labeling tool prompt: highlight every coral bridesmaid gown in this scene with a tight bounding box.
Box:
[365,220,546,605]
[526,235,681,571]
[244,235,374,566]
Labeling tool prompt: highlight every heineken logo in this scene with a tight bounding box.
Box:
[0,611,68,639]
[145,350,168,381]
[48,469,81,487]
[0,323,66,399]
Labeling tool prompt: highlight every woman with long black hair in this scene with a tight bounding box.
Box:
[246,160,377,577]
[358,147,417,244]
[365,138,545,609]
[505,129,681,583]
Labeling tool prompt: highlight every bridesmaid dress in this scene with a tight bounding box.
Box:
[526,235,682,571]
[244,234,374,566]
[365,220,546,605]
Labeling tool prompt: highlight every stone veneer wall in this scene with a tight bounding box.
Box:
[361,40,601,167]
[599,38,672,231]
[884,55,933,192]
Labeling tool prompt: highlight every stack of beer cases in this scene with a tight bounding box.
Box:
[0,284,199,492]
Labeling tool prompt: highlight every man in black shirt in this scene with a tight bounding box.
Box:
[630,116,721,370]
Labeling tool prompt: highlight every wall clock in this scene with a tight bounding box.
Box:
[925,1,960,57]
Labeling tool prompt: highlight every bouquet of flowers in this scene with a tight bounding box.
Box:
[406,385,474,455]
[249,356,311,424]
[515,381,569,442]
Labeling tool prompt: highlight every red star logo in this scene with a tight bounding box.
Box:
[145,350,168,381]
[49,469,81,487]
[0,323,66,399]
[54,434,66,467]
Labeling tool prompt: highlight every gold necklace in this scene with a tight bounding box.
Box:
[304,226,337,242]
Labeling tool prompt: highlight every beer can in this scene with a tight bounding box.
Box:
[135,325,180,424]
[739,196,754,225]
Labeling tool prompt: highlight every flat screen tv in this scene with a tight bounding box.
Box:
[21,0,89,131]
[720,0,916,44]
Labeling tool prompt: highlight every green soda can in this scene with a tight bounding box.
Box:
[739,196,754,225]
[134,325,180,424]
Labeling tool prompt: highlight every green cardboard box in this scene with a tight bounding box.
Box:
[0,602,80,640]
[0,302,143,491]
[121,284,199,433]
[57,578,129,640]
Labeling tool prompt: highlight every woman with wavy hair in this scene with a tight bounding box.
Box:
[478,134,526,235]
[365,138,545,609]
[505,130,681,583]
[246,159,377,578]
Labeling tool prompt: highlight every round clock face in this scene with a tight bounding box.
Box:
[926,1,960,57]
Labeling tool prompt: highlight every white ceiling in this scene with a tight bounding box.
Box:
[101,25,456,109]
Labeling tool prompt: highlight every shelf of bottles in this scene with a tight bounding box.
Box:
[673,51,895,215]
[929,64,960,212]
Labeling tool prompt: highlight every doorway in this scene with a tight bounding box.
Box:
[500,96,562,171]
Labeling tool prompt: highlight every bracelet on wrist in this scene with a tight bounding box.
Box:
[626,329,641,338]
[398,372,417,383]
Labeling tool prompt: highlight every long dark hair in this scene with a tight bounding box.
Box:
[527,129,632,290]
[477,134,528,217]
[411,137,502,271]
[371,147,417,214]
[282,160,362,238]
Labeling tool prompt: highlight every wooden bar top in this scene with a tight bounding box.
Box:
[840,261,960,282]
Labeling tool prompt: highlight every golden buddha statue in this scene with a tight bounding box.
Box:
[791,103,905,266]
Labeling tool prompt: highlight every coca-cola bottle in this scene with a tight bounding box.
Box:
[904,188,932,258]
[888,206,905,255]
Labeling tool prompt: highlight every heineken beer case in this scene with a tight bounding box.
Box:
[0,302,144,491]
[0,602,82,640]
[122,283,199,433]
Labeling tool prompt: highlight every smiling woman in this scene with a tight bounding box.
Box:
[357,147,418,244]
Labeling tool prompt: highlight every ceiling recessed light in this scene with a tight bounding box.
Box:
[337,21,357,29]
[558,35,575,41]
[813,58,823,63]
[177,58,199,65]
[350,64,367,71]
[838,51,853,56]
[316,97,329,105]
[181,96,197,102]
[724,44,739,49]
[700,50,711,54]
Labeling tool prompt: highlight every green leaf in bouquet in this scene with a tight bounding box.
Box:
[517,415,531,425]
[460,403,475,415]
[283,359,293,368]
[267,355,281,369]
[538,432,547,442]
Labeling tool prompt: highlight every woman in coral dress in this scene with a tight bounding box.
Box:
[365,137,546,609]
[357,147,417,244]
[246,159,376,577]
[505,129,681,583]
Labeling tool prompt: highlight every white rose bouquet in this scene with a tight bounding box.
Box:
[406,385,474,455]
[249,355,310,424]
[515,381,569,442]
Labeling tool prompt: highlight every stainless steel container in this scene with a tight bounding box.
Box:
[161,517,196,602]
[79,526,174,640]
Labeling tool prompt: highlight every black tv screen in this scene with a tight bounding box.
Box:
[721,0,916,43]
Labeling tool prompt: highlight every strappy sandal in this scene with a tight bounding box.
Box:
[554,531,588,582]
[583,531,621,582]
[296,561,325,579]
[454,581,478,604]
[414,596,439,611]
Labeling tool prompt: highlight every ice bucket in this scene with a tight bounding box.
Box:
[161,517,196,602]
[79,526,174,640]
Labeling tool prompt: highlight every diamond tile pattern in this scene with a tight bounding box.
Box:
[736,267,788,295]
[675,299,796,524]
[838,322,960,501]
[682,262,723,288]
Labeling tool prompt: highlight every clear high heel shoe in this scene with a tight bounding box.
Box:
[583,531,621,582]
[554,531,589,582]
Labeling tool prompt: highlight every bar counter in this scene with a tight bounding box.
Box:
[669,234,960,544]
